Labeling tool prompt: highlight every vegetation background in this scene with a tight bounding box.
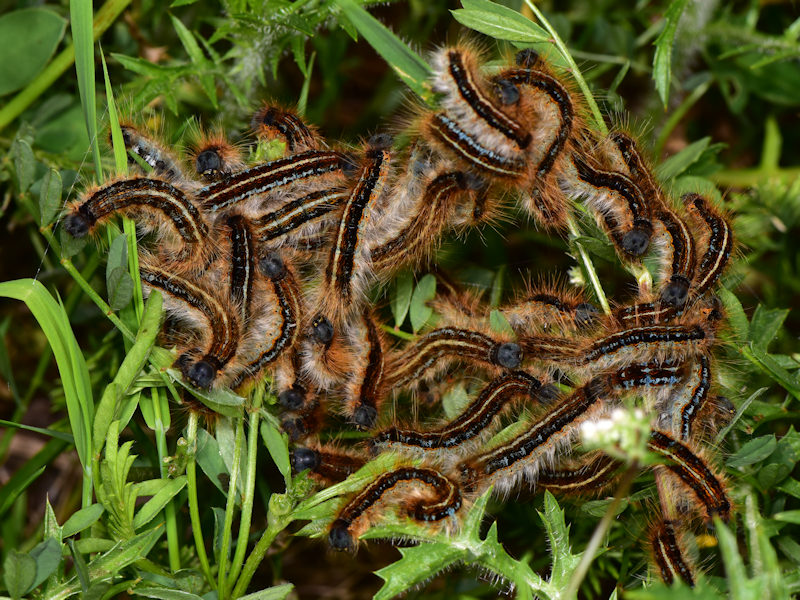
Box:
[1,0,800,598]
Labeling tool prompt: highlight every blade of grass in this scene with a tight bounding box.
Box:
[70,0,102,179]
[0,279,94,507]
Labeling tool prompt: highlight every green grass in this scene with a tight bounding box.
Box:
[1,1,800,599]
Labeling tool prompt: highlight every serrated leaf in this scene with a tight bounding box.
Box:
[744,345,800,401]
[391,270,413,328]
[539,491,581,589]
[727,435,777,469]
[11,137,35,192]
[748,305,789,352]
[62,503,106,538]
[39,168,62,226]
[718,288,748,341]
[375,542,464,600]
[652,0,691,108]
[452,0,549,43]
[409,273,436,333]
[261,420,291,489]
[3,550,37,599]
[333,0,432,102]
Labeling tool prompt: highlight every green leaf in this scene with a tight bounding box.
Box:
[333,0,432,102]
[409,273,437,333]
[0,279,94,476]
[62,503,106,538]
[28,537,62,592]
[0,439,67,517]
[748,305,789,352]
[652,0,691,108]
[101,47,128,175]
[261,420,291,490]
[727,435,777,469]
[0,419,74,443]
[452,0,549,43]
[3,550,36,599]
[71,0,102,178]
[133,587,204,600]
[391,270,413,328]
[11,137,35,193]
[718,287,748,341]
[195,427,229,495]
[773,510,800,525]
[489,309,514,335]
[655,137,711,181]
[107,267,134,311]
[743,345,800,402]
[133,476,187,530]
[68,538,91,593]
[169,14,217,108]
[171,374,245,418]
[238,583,295,600]
[38,168,62,226]
[375,542,464,600]
[0,8,66,96]
[539,491,581,589]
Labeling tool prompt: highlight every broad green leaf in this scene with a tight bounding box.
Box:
[391,270,414,327]
[652,0,691,108]
[195,427,229,495]
[171,373,245,418]
[718,288,748,341]
[11,137,35,193]
[409,273,437,333]
[107,266,134,311]
[238,583,295,600]
[133,476,187,530]
[655,137,711,181]
[28,538,62,592]
[261,420,291,490]
[744,345,800,401]
[334,0,432,102]
[452,0,549,43]
[62,503,106,538]
[3,550,36,599]
[0,9,66,96]
[748,305,789,352]
[727,435,777,469]
[489,309,514,335]
[39,168,62,226]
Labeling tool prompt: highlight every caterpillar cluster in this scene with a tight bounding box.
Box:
[64,45,736,588]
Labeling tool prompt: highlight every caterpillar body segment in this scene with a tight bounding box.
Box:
[251,104,322,153]
[118,124,190,183]
[328,466,463,551]
[385,327,523,390]
[683,194,734,303]
[649,520,696,587]
[342,311,388,429]
[372,371,546,457]
[537,452,622,496]
[290,445,366,483]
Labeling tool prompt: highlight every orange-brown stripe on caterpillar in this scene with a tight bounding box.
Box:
[251,104,321,153]
[188,130,245,183]
[384,327,523,390]
[224,214,256,321]
[430,45,531,152]
[647,429,731,523]
[228,252,302,391]
[199,149,350,213]
[648,519,695,587]
[372,371,551,455]
[683,193,734,303]
[251,187,348,249]
[370,166,488,277]
[496,49,582,229]
[503,281,599,335]
[319,135,394,323]
[561,151,653,258]
[459,361,691,494]
[118,124,189,183]
[521,314,719,372]
[63,178,209,258]
[328,466,462,551]
[342,310,387,429]
[290,444,366,483]
[140,259,239,389]
[536,452,622,496]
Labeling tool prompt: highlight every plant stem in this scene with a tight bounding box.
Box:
[523,0,608,136]
[226,389,264,596]
[218,417,245,596]
[0,0,132,132]
[151,387,181,571]
[186,412,216,589]
[565,216,611,315]
[563,463,639,599]
[230,520,288,599]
